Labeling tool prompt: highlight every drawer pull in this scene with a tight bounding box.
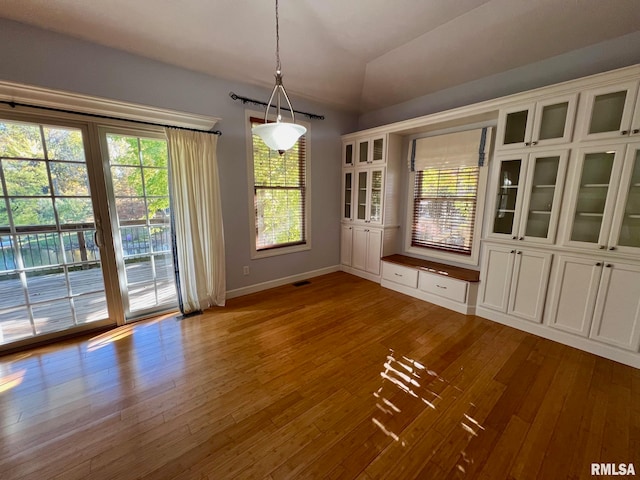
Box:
[394,273,403,277]
[436,284,447,289]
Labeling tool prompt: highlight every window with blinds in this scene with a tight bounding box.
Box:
[250,117,307,251]
[411,166,479,255]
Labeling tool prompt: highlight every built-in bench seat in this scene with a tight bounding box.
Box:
[380,254,479,315]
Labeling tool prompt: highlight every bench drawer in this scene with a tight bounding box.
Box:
[418,271,467,303]
[382,262,419,288]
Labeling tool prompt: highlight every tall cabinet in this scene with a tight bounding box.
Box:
[340,133,402,281]
[479,71,640,368]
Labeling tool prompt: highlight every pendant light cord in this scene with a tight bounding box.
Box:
[275,0,281,73]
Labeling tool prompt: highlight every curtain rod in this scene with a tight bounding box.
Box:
[0,100,222,136]
[229,92,324,120]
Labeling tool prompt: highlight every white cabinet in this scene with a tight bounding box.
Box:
[356,135,386,165]
[343,141,355,167]
[577,80,640,142]
[489,149,568,244]
[548,256,640,352]
[354,167,385,225]
[342,170,354,222]
[340,224,353,266]
[352,226,382,275]
[563,143,633,251]
[479,244,552,323]
[496,94,577,149]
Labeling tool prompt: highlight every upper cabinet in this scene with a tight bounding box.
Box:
[496,94,578,149]
[576,80,640,142]
[343,141,355,167]
[562,143,626,251]
[357,135,386,165]
[488,149,568,244]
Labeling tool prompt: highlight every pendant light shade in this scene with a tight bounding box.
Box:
[252,121,306,152]
[252,0,306,153]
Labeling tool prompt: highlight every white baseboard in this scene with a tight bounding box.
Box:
[340,265,381,283]
[476,306,640,369]
[226,265,341,299]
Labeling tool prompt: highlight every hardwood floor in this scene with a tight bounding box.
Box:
[0,272,637,479]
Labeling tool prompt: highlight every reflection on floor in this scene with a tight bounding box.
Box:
[0,272,637,479]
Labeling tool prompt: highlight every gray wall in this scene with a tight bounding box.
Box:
[358,31,640,130]
[0,18,358,291]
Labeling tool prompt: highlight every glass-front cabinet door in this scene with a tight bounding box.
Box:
[577,81,639,142]
[343,141,354,167]
[519,150,568,243]
[356,170,368,221]
[491,156,525,238]
[565,145,625,249]
[369,168,384,224]
[609,143,640,253]
[496,94,576,149]
[357,139,369,164]
[342,171,353,221]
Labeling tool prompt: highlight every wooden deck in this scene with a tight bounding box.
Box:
[0,259,176,345]
[0,271,637,479]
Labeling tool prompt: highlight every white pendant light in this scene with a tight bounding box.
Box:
[252,0,306,154]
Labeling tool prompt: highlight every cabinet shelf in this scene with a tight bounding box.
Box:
[582,184,609,188]
[576,212,604,217]
[627,214,640,219]
[499,185,519,189]
[532,184,556,189]
[530,210,552,215]
[497,209,516,213]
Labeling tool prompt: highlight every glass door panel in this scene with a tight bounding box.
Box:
[524,156,560,239]
[617,149,640,248]
[589,91,627,135]
[358,140,369,164]
[370,169,383,223]
[357,171,367,221]
[538,103,569,141]
[493,159,522,235]
[0,119,110,346]
[372,137,384,163]
[343,171,352,220]
[570,152,615,243]
[503,110,529,145]
[104,132,176,319]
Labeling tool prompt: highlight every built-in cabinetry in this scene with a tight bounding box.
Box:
[342,64,640,367]
[496,94,577,149]
[341,133,401,281]
[576,80,640,142]
[547,255,640,352]
[478,244,552,323]
[489,149,568,244]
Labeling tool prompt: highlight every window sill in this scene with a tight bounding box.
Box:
[405,245,479,267]
[251,243,311,259]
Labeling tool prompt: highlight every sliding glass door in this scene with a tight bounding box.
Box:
[101,129,177,320]
[0,117,112,345]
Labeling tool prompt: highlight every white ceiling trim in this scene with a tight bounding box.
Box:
[0,80,220,131]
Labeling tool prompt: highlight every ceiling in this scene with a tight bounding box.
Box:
[2,0,639,113]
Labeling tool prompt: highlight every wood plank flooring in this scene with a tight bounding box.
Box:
[0,271,637,479]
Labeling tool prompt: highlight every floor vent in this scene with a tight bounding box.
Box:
[292,280,311,287]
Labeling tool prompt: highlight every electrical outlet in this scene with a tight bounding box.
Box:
[243,266,250,276]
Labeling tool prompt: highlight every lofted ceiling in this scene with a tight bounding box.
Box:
[1,0,639,113]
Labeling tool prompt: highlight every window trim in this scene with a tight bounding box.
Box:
[245,110,311,259]
[404,128,491,267]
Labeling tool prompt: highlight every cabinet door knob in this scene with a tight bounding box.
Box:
[512,236,517,240]
[517,251,522,254]
[621,130,629,135]
[525,142,531,146]
[633,129,640,134]
[606,264,613,268]
[609,246,616,250]
[596,262,602,266]
[510,250,516,253]
[519,237,524,240]
[598,245,605,249]
[531,140,538,146]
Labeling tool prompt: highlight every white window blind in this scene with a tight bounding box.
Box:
[411,166,479,255]
[410,127,491,171]
[250,117,307,251]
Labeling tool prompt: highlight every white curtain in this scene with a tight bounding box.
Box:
[166,128,225,313]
